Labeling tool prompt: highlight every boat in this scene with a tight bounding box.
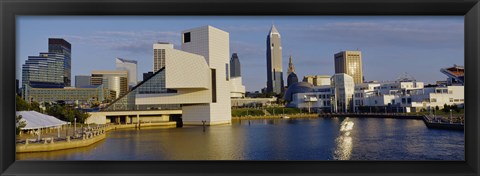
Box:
[281,115,290,119]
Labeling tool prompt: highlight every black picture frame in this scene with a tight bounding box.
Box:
[1,0,479,175]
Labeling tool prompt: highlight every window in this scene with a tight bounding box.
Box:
[226,64,229,81]
[211,69,217,103]
[183,32,191,43]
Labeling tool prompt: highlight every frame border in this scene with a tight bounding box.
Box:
[1,0,479,175]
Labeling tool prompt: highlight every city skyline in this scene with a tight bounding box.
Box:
[17,16,464,91]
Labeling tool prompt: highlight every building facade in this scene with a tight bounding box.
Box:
[334,50,363,84]
[75,75,91,88]
[90,70,128,99]
[303,75,331,86]
[116,58,138,87]
[143,71,154,81]
[153,42,174,72]
[181,25,232,125]
[23,84,116,106]
[48,38,72,87]
[266,25,284,94]
[22,52,65,88]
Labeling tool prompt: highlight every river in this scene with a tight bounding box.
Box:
[17,117,464,160]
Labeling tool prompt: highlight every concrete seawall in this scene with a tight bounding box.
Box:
[16,133,106,153]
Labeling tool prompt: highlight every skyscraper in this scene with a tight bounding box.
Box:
[153,42,174,72]
[266,24,284,94]
[287,55,295,76]
[75,75,91,88]
[230,53,241,78]
[48,38,71,87]
[116,58,138,87]
[22,52,65,88]
[334,50,363,84]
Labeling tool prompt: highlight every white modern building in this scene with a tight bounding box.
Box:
[230,77,246,98]
[115,58,138,88]
[87,25,232,125]
[286,75,464,113]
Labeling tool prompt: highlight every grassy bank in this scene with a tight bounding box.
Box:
[232,113,319,120]
[232,107,304,117]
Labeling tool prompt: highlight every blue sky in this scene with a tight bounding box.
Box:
[17,16,464,91]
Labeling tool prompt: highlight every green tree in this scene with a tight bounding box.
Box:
[30,101,41,112]
[16,95,30,111]
[442,104,450,113]
[16,115,26,135]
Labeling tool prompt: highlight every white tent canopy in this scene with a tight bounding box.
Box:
[16,111,68,130]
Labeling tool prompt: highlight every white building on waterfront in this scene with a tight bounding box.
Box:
[87,25,232,125]
[285,73,463,113]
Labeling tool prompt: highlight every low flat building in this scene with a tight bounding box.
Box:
[231,97,277,108]
[23,84,116,107]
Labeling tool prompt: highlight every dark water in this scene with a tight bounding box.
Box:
[17,117,464,160]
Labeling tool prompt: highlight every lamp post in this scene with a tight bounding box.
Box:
[450,109,452,123]
[74,118,77,137]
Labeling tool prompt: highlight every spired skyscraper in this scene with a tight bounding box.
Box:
[266,25,284,94]
[48,38,71,87]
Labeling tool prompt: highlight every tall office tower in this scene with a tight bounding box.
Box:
[48,38,71,87]
[75,75,91,88]
[334,50,363,84]
[153,42,174,72]
[116,58,138,87]
[287,55,295,76]
[230,53,241,77]
[90,70,128,99]
[229,53,246,98]
[22,52,65,88]
[266,24,284,94]
[181,25,232,125]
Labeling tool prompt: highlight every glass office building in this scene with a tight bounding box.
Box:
[48,38,72,87]
[22,52,65,88]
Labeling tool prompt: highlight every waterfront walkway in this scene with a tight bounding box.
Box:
[16,121,177,153]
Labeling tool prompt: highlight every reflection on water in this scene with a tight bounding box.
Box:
[17,118,464,160]
[334,118,354,160]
